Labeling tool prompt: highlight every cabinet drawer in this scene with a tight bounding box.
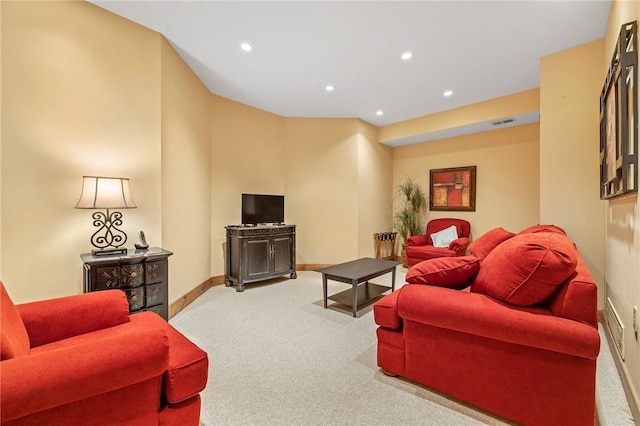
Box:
[145,261,166,284]
[95,267,121,290]
[95,265,143,290]
[145,283,166,307]
[121,264,144,288]
[123,287,145,311]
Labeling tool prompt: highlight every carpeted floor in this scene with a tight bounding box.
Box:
[169,269,635,426]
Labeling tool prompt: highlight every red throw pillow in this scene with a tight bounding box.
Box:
[471,233,577,306]
[406,256,481,289]
[468,227,515,259]
[518,224,567,236]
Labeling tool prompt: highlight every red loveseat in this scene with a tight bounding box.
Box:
[0,282,209,426]
[405,218,471,267]
[374,226,600,426]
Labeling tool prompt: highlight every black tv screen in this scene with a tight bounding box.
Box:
[242,194,284,225]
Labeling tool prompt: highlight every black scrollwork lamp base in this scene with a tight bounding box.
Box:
[90,209,129,255]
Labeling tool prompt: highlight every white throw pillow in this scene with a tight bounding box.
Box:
[430,225,459,248]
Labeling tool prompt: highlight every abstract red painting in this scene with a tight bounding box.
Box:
[429,166,476,211]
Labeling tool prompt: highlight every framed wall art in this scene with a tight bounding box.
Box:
[600,20,638,199]
[429,166,476,211]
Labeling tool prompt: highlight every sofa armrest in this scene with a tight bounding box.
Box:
[407,235,430,247]
[129,313,209,404]
[0,327,169,423]
[448,237,469,253]
[373,290,402,329]
[17,290,131,347]
[397,284,600,360]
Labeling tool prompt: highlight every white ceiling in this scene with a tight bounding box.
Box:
[91,0,610,131]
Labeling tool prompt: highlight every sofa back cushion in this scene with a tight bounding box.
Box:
[1,282,30,360]
[468,227,515,259]
[518,224,567,236]
[471,233,578,306]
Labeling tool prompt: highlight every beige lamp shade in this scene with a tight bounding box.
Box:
[75,176,137,209]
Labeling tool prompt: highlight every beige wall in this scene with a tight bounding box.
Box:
[1,1,162,302]
[603,0,640,411]
[160,38,212,303]
[392,124,540,241]
[357,120,393,258]
[208,108,392,273]
[210,96,286,274]
[284,118,359,264]
[539,40,605,306]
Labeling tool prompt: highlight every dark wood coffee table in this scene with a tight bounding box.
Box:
[317,257,401,317]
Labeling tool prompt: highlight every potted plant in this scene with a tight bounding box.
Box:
[393,177,427,267]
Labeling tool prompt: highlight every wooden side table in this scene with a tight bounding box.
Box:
[374,232,397,260]
[81,247,173,320]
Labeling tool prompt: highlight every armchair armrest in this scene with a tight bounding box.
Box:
[406,235,430,247]
[0,327,169,423]
[448,237,469,253]
[397,284,600,360]
[17,290,130,348]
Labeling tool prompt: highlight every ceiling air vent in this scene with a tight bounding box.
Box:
[492,118,516,126]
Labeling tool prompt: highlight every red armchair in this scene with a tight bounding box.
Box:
[405,218,470,266]
[0,281,208,426]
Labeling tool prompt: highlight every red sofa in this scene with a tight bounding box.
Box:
[405,218,471,266]
[0,282,208,426]
[374,226,600,426]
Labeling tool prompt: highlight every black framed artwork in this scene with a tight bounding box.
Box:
[600,21,638,200]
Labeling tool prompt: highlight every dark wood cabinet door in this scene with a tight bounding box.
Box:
[272,236,292,275]
[246,238,270,278]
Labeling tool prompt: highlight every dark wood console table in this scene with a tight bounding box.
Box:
[81,247,172,320]
[225,225,296,292]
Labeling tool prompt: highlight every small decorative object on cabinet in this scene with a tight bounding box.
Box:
[81,247,172,320]
[225,225,296,292]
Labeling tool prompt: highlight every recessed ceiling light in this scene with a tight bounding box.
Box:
[443,90,453,97]
[401,52,413,61]
[325,85,335,92]
[240,43,253,52]
[376,110,384,116]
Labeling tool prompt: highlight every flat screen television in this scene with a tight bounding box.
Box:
[241,193,285,225]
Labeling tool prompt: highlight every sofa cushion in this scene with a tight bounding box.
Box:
[468,227,515,259]
[471,233,577,306]
[407,256,480,289]
[518,224,567,236]
[406,245,457,265]
[1,282,31,360]
[430,225,459,248]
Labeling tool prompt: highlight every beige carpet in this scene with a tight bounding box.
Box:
[169,269,634,425]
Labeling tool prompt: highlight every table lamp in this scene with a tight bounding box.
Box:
[75,176,137,255]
